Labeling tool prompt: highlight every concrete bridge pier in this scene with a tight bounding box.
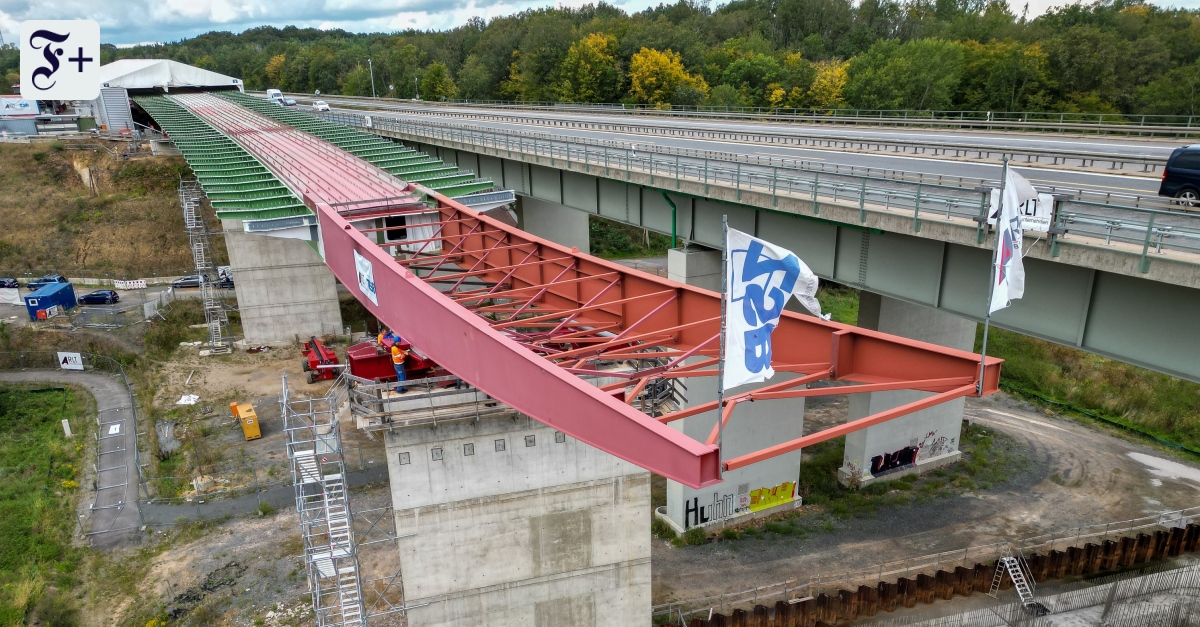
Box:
[221,220,343,344]
[517,197,591,254]
[838,292,978,487]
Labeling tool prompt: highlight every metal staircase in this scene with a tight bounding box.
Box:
[179,180,232,353]
[989,545,1039,610]
[282,374,366,627]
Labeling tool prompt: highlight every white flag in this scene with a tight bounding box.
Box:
[989,168,1038,314]
[724,229,826,390]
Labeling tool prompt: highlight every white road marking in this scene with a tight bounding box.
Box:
[984,408,1069,432]
[108,424,121,435]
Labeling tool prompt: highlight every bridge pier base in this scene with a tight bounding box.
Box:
[839,292,977,487]
[517,196,591,254]
[221,220,343,344]
[382,412,651,627]
[667,246,722,291]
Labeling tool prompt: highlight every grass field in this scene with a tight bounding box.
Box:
[0,385,89,625]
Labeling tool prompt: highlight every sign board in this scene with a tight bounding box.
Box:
[20,20,101,101]
[354,249,379,305]
[988,189,1054,233]
[57,351,84,370]
[0,96,40,118]
[113,279,147,290]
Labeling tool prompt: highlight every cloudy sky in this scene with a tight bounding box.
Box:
[2,0,1199,47]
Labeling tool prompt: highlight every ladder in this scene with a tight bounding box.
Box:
[179,180,232,354]
[989,546,1038,609]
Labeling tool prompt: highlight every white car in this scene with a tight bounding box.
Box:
[313,100,330,112]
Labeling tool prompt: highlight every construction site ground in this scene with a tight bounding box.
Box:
[46,343,1200,625]
[651,391,1200,611]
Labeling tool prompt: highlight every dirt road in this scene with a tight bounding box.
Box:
[651,393,1200,604]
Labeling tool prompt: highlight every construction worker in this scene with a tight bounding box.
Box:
[391,343,408,393]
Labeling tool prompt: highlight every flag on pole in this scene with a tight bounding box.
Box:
[723,229,826,390]
[989,168,1038,314]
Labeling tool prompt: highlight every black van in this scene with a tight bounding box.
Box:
[1159,145,1200,205]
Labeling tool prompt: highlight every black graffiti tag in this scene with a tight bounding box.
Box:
[30,30,70,91]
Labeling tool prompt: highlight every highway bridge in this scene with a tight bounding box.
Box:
[259,96,1200,385]
[131,91,1195,626]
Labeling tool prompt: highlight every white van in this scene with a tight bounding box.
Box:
[265,89,284,104]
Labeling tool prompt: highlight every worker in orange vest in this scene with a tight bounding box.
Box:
[391,343,409,393]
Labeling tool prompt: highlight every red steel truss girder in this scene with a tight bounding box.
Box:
[171,94,1002,489]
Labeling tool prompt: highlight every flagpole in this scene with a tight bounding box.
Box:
[977,158,1009,394]
[716,214,729,475]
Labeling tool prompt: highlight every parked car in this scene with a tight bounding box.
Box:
[283,97,297,106]
[79,289,119,305]
[0,278,18,289]
[1159,146,1200,205]
[27,274,69,291]
[172,275,202,289]
[312,100,330,112]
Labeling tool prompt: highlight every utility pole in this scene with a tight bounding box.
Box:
[367,58,376,98]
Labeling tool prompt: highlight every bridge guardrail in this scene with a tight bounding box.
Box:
[323,110,1200,271]
[263,91,1200,136]
[313,101,1178,209]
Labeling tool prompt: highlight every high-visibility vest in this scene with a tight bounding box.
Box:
[377,332,385,345]
[391,345,407,364]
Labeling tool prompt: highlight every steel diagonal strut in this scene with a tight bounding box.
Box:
[166,92,1003,489]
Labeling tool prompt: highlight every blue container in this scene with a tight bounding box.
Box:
[24,282,77,321]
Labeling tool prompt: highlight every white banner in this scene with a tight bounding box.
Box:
[354,249,379,306]
[0,288,20,305]
[724,229,825,391]
[989,168,1038,314]
[113,279,147,290]
[57,352,83,370]
[988,189,1054,233]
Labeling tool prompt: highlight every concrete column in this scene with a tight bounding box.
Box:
[839,292,978,487]
[385,414,650,626]
[221,220,343,344]
[661,246,805,532]
[517,196,591,254]
[667,246,721,292]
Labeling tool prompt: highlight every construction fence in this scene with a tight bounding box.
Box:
[658,508,1200,626]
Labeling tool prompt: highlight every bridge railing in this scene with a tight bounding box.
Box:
[272,91,1200,135]
[324,111,1200,269]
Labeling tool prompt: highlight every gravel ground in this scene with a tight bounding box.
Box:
[651,392,1200,606]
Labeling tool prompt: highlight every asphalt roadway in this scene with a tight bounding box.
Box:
[0,370,142,549]
[306,97,1178,203]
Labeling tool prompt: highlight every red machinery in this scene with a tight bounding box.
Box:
[345,336,451,383]
[301,336,340,384]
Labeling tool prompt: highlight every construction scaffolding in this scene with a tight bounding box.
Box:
[281,373,414,626]
[179,179,231,353]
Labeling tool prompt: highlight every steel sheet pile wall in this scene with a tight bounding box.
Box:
[665,524,1200,626]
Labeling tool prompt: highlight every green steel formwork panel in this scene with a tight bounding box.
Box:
[133,95,310,221]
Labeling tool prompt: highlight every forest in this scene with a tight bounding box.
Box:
[2,0,1200,115]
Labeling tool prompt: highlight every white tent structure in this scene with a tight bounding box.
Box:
[91,59,243,135]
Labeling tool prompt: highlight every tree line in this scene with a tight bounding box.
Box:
[4,0,1200,115]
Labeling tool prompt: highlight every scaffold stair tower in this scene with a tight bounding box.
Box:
[179,179,231,354]
[989,545,1038,609]
[281,374,367,626]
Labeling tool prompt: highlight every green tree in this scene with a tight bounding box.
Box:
[421,62,458,100]
[1138,60,1200,115]
[844,38,964,110]
[342,65,373,96]
[721,53,784,106]
[808,59,850,109]
[705,83,746,107]
[557,33,622,103]
[958,40,1051,111]
[629,47,709,105]
[264,54,287,87]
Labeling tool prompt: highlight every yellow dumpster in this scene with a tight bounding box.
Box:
[231,402,262,441]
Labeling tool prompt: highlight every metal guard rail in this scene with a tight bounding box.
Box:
[324,111,1200,267]
[323,109,1181,211]
[263,91,1200,136]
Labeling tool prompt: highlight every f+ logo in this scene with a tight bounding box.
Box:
[20,21,101,101]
